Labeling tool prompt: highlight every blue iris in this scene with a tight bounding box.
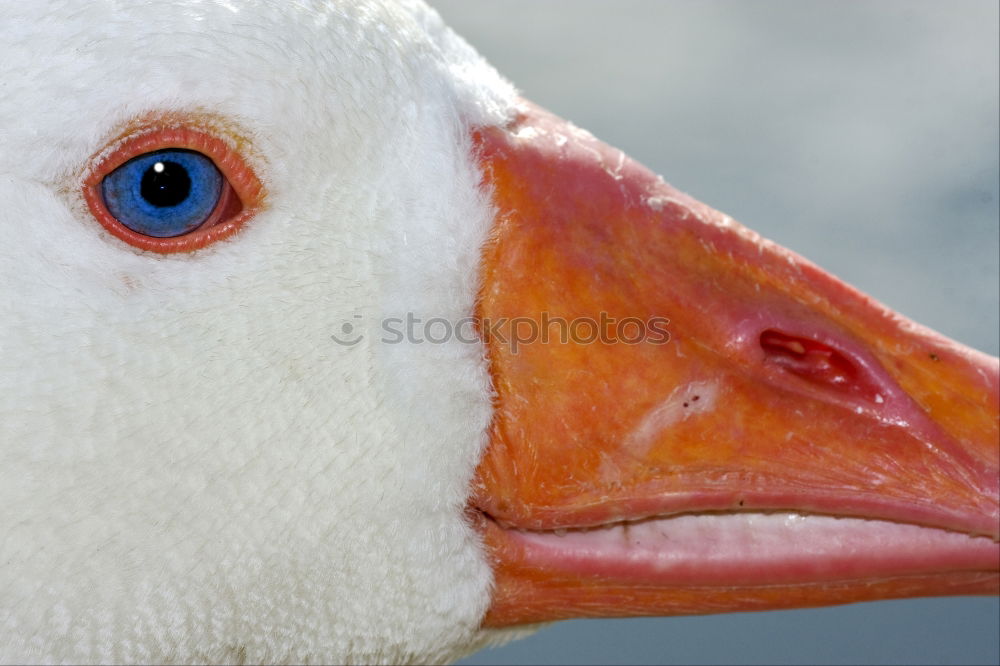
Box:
[101,149,223,237]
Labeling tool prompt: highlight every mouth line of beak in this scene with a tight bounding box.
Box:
[478,507,1000,589]
[477,474,1000,540]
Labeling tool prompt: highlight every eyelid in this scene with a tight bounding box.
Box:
[83,125,264,253]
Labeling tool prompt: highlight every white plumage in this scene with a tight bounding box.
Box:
[1,1,519,662]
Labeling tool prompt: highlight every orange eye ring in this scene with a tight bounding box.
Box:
[83,126,264,253]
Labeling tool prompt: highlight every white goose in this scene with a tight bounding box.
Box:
[0,2,996,665]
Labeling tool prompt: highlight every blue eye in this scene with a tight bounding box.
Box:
[100,149,223,238]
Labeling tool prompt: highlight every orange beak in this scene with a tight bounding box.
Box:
[471,101,999,626]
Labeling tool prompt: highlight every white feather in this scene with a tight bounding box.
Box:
[0,1,521,662]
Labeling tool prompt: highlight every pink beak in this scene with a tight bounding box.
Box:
[469,101,999,626]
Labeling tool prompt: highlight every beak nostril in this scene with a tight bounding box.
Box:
[759,329,882,404]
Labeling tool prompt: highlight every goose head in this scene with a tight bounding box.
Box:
[0,1,996,664]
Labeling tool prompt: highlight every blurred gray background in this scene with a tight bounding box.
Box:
[432,1,1000,665]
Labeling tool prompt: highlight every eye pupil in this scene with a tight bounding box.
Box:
[140,160,192,208]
